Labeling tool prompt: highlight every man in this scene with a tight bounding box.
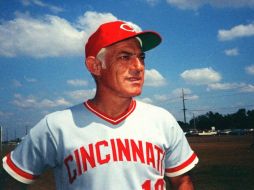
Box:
[1,20,198,189]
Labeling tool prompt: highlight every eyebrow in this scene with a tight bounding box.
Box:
[117,51,145,56]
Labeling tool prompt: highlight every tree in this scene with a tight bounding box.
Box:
[247,110,254,129]
[188,109,254,131]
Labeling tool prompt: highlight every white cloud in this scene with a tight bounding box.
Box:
[166,0,202,10]
[208,82,245,90]
[218,23,254,41]
[67,79,88,87]
[153,88,199,103]
[239,84,254,92]
[186,94,199,100]
[21,0,63,13]
[75,11,117,33]
[180,67,221,85]
[67,89,96,100]
[24,76,37,83]
[224,48,239,56]
[145,69,167,87]
[146,0,160,6]
[12,79,22,87]
[208,82,254,92]
[12,94,71,108]
[166,0,254,10]
[171,88,199,100]
[154,94,169,102]
[0,13,83,57]
[0,11,144,58]
[0,111,13,118]
[172,88,191,96]
[76,11,141,34]
[138,97,153,104]
[0,11,118,58]
[245,65,254,75]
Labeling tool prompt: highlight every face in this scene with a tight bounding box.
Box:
[97,38,145,98]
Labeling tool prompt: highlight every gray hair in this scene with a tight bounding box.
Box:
[96,48,107,69]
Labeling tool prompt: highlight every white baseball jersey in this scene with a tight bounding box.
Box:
[3,99,198,190]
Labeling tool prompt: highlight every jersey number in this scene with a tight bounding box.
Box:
[142,179,165,190]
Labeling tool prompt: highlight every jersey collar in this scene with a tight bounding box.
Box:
[84,99,136,125]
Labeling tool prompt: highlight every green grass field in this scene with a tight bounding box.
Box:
[1,135,254,190]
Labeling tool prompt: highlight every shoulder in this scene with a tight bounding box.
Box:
[28,103,85,143]
[30,103,85,135]
[45,103,84,124]
[134,100,181,133]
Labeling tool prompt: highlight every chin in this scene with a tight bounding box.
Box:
[129,91,142,97]
[122,86,143,97]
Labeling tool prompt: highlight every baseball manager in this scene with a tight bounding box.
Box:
[2,20,198,190]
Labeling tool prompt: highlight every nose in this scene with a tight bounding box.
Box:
[129,57,144,75]
[133,56,145,70]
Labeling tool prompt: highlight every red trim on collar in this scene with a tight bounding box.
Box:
[84,99,136,125]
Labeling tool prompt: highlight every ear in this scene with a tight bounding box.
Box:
[85,56,102,76]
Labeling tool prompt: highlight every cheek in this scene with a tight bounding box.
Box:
[114,65,129,77]
[102,68,124,85]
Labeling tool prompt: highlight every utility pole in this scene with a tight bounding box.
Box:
[0,126,2,158]
[25,126,28,136]
[181,88,187,124]
[6,127,8,142]
[193,113,196,129]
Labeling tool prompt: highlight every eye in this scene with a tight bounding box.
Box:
[118,54,132,61]
[139,53,146,61]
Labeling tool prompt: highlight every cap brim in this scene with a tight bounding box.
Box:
[136,31,162,52]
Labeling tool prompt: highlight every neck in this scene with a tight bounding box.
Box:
[90,93,133,118]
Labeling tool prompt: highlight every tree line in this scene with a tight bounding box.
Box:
[178,109,254,131]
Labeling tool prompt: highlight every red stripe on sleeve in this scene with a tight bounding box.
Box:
[6,153,39,180]
[166,153,197,173]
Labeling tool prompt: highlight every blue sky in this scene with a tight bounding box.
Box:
[0,0,254,139]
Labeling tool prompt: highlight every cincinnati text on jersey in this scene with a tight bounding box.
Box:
[64,138,165,184]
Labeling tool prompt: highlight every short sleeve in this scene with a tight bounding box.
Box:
[2,116,57,184]
[164,120,198,177]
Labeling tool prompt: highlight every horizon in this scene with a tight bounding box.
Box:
[0,0,254,139]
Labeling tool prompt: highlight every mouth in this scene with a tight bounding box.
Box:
[125,77,144,86]
[126,77,142,82]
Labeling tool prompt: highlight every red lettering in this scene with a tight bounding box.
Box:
[74,149,82,176]
[154,145,164,173]
[131,140,145,163]
[146,142,155,168]
[142,179,165,190]
[116,139,131,161]
[96,141,110,164]
[142,179,151,190]
[110,139,118,161]
[80,144,96,172]
[155,179,165,190]
[64,155,76,184]
[64,139,165,184]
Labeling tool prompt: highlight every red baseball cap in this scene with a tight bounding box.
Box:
[85,20,162,58]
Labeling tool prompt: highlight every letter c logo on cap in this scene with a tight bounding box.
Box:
[120,23,135,32]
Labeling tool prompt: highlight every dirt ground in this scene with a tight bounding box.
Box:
[1,135,254,190]
[189,135,254,190]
